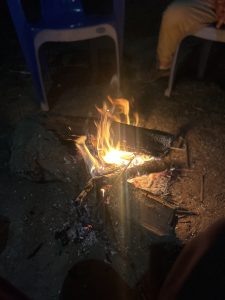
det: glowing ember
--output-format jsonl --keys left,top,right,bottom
{"left": 76, "top": 97, "right": 153, "bottom": 176}
{"left": 127, "top": 171, "right": 172, "bottom": 195}
{"left": 102, "top": 149, "right": 134, "bottom": 166}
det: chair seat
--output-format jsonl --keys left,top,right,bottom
{"left": 194, "top": 26, "right": 225, "bottom": 43}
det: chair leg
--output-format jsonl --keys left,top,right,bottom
{"left": 197, "top": 40, "right": 213, "bottom": 80}
{"left": 40, "top": 101, "right": 49, "bottom": 111}
{"left": 21, "top": 41, "right": 49, "bottom": 110}
{"left": 34, "top": 46, "right": 49, "bottom": 110}
{"left": 164, "top": 45, "right": 180, "bottom": 97}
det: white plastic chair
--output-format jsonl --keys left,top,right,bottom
{"left": 165, "top": 25, "right": 225, "bottom": 97}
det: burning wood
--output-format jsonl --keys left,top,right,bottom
{"left": 72, "top": 97, "right": 192, "bottom": 238}
{"left": 75, "top": 97, "right": 174, "bottom": 177}
{"left": 110, "top": 122, "right": 174, "bottom": 157}
{"left": 127, "top": 170, "right": 172, "bottom": 196}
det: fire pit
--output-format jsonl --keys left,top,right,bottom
{"left": 65, "top": 97, "right": 185, "bottom": 244}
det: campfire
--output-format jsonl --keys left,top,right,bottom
{"left": 75, "top": 97, "right": 155, "bottom": 177}
{"left": 74, "top": 95, "right": 174, "bottom": 186}
{"left": 72, "top": 97, "right": 180, "bottom": 237}
{"left": 51, "top": 96, "right": 196, "bottom": 258}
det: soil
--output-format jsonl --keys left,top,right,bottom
{"left": 0, "top": 1, "right": 225, "bottom": 299}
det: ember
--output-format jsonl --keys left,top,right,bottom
{"left": 127, "top": 170, "right": 172, "bottom": 196}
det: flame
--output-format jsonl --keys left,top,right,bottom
{"left": 76, "top": 97, "right": 152, "bottom": 176}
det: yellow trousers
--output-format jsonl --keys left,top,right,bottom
{"left": 157, "top": 0, "right": 216, "bottom": 68}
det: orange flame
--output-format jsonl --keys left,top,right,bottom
{"left": 76, "top": 97, "right": 152, "bottom": 176}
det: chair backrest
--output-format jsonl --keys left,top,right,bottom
{"left": 7, "top": 0, "right": 30, "bottom": 32}
{"left": 40, "top": 0, "right": 84, "bottom": 22}
{"left": 40, "top": 0, "right": 124, "bottom": 20}
{"left": 40, "top": 0, "right": 125, "bottom": 45}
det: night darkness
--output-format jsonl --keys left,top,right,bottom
{"left": 0, "top": 1, "right": 225, "bottom": 300}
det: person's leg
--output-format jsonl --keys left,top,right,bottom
{"left": 60, "top": 259, "right": 139, "bottom": 300}
{"left": 157, "top": 0, "right": 216, "bottom": 70}
{"left": 158, "top": 218, "right": 225, "bottom": 300}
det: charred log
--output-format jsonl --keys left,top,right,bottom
{"left": 110, "top": 122, "right": 175, "bottom": 157}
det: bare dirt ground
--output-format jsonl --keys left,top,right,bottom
{"left": 0, "top": 1, "right": 225, "bottom": 299}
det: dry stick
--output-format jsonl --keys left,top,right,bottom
{"left": 176, "top": 209, "right": 198, "bottom": 216}
{"left": 139, "top": 190, "right": 176, "bottom": 209}
{"left": 110, "top": 155, "right": 136, "bottom": 189}
{"left": 145, "top": 191, "right": 196, "bottom": 216}
{"left": 167, "top": 136, "right": 185, "bottom": 172}
{"left": 169, "top": 146, "right": 186, "bottom": 151}
{"left": 74, "top": 175, "right": 104, "bottom": 204}
{"left": 74, "top": 157, "right": 134, "bottom": 205}
{"left": 185, "top": 141, "right": 190, "bottom": 168}
{"left": 118, "top": 155, "right": 136, "bottom": 176}
{"left": 74, "top": 164, "right": 124, "bottom": 205}
{"left": 200, "top": 173, "right": 205, "bottom": 203}
{"left": 168, "top": 136, "right": 184, "bottom": 156}
{"left": 177, "top": 136, "right": 184, "bottom": 148}
{"left": 74, "top": 178, "right": 94, "bottom": 204}
{"left": 169, "top": 137, "right": 189, "bottom": 167}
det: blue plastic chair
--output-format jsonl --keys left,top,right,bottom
{"left": 7, "top": 0, "right": 125, "bottom": 110}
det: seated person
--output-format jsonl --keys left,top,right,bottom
{"left": 150, "top": 0, "right": 225, "bottom": 81}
